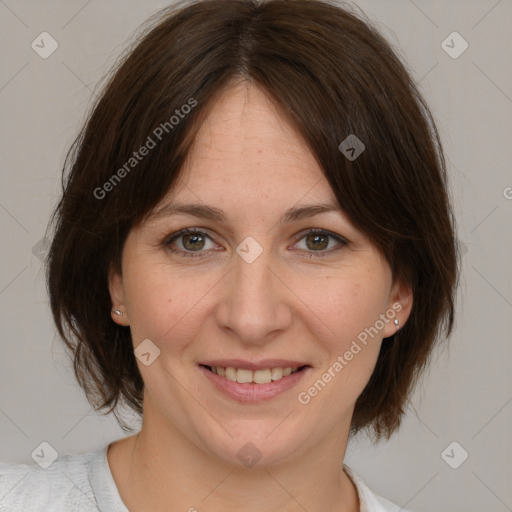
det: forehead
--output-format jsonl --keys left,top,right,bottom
{"left": 169, "top": 80, "right": 338, "bottom": 209}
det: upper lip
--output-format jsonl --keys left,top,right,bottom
{"left": 199, "top": 359, "right": 310, "bottom": 371}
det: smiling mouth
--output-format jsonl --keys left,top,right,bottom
{"left": 200, "top": 364, "right": 310, "bottom": 384}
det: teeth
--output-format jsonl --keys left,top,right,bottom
{"left": 270, "top": 368, "right": 283, "bottom": 380}
{"left": 210, "top": 366, "right": 300, "bottom": 384}
{"left": 225, "top": 367, "right": 237, "bottom": 381}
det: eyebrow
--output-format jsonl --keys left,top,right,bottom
{"left": 147, "top": 202, "right": 342, "bottom": 224}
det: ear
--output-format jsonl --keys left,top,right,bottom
{"left": 108, "top": 265, "right": 130, "bottom": 326}
{"left": 381, "top": 277, "right": 413, "bottom": 339}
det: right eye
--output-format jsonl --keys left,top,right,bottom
{"left": 164, "top": 228, "right": 220, "bottom": 257}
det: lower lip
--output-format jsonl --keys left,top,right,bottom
{"left": 198, "top": 365, "right": 311, "bottom": 402}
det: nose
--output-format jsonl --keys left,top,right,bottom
{"left": 215, "top": 243, "right": 293, "bottom": 346}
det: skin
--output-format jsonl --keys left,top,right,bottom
{"left": 107, "top": 79, "right": 413, "bottom": 512}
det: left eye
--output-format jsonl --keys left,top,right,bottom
{"left": 164, "top": 228, "right": 346, "bottom": 258}
{"left": 293, "top": 230, "right": 345, "bottom": 255}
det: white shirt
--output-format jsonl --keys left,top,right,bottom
{"left": 0, "top": 445, "right": 409, "bottom": 511}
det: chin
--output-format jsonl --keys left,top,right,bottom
{"left": 195, "top": 421, "right": 307, "bottom": 469}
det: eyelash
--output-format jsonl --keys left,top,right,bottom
{"left": 162, "top": 228, "right": 348, "bottom": 259}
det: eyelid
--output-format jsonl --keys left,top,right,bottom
{"left": 163, "top": 227, "right": 221, "bottom": 255}
{"left": 163, "top": 227, "right": 348, "bottom": 257}
{"left": 289, "top": 228, "right": 348, "bottom": 255}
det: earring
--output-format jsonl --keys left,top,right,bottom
{"left": 393, "top": 318, "right": 399, "bottom": 329}
{"left": 112, "top": 309, "right": 123, "bottom": 316}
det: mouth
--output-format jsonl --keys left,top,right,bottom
{"left": 197, "top": 362, "right": 312, "bottom": 402}
{"left": 199, "top": 364, "right": 310, "bottom": 384}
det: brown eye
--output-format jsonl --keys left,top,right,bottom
{"left": 164, "top": 227, "right": 347, "bottom": 259}
{"left": 305, "top": 233, "right": 329, "bottom": 251}
{"left": 164, "top": 228, "right": 217, "bottom": 257}
{"left": 182, "top": 232, "right": 206, "bottom": 251}
{"left": 293, "top": 229, "right": 347, "bottom": 257}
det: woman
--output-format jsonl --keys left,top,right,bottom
{"left": 0, "top": 0, "right": 458, "bottom": 510}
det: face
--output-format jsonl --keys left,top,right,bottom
{"left": 109, "top": 80, "right": 412, "bottom": 467}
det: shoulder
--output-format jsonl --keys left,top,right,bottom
{"left": 0, "top": 449, "right": 101, "bottom": 512}
{"left": 344, "top": 465, "right": 413, "bottom": 512}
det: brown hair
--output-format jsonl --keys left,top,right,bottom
{"left": 46, "top": 0, "right": 459, "bottom": 440}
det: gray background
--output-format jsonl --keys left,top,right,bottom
{"left": 1, "top": 1, "right": 511, "bottom": 511}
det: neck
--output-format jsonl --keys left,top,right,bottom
{"left": 108, "top": 406, "right": 360, "bottom": 512}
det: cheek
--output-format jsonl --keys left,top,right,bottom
{"left": 304, "top": 272, "right": 389, "bottom": 342}
{"left": 304, "top": 277, "right": 388, "bottom": 403}
{"left": 123, "top": 260, "right": 216, "bottom": 349}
